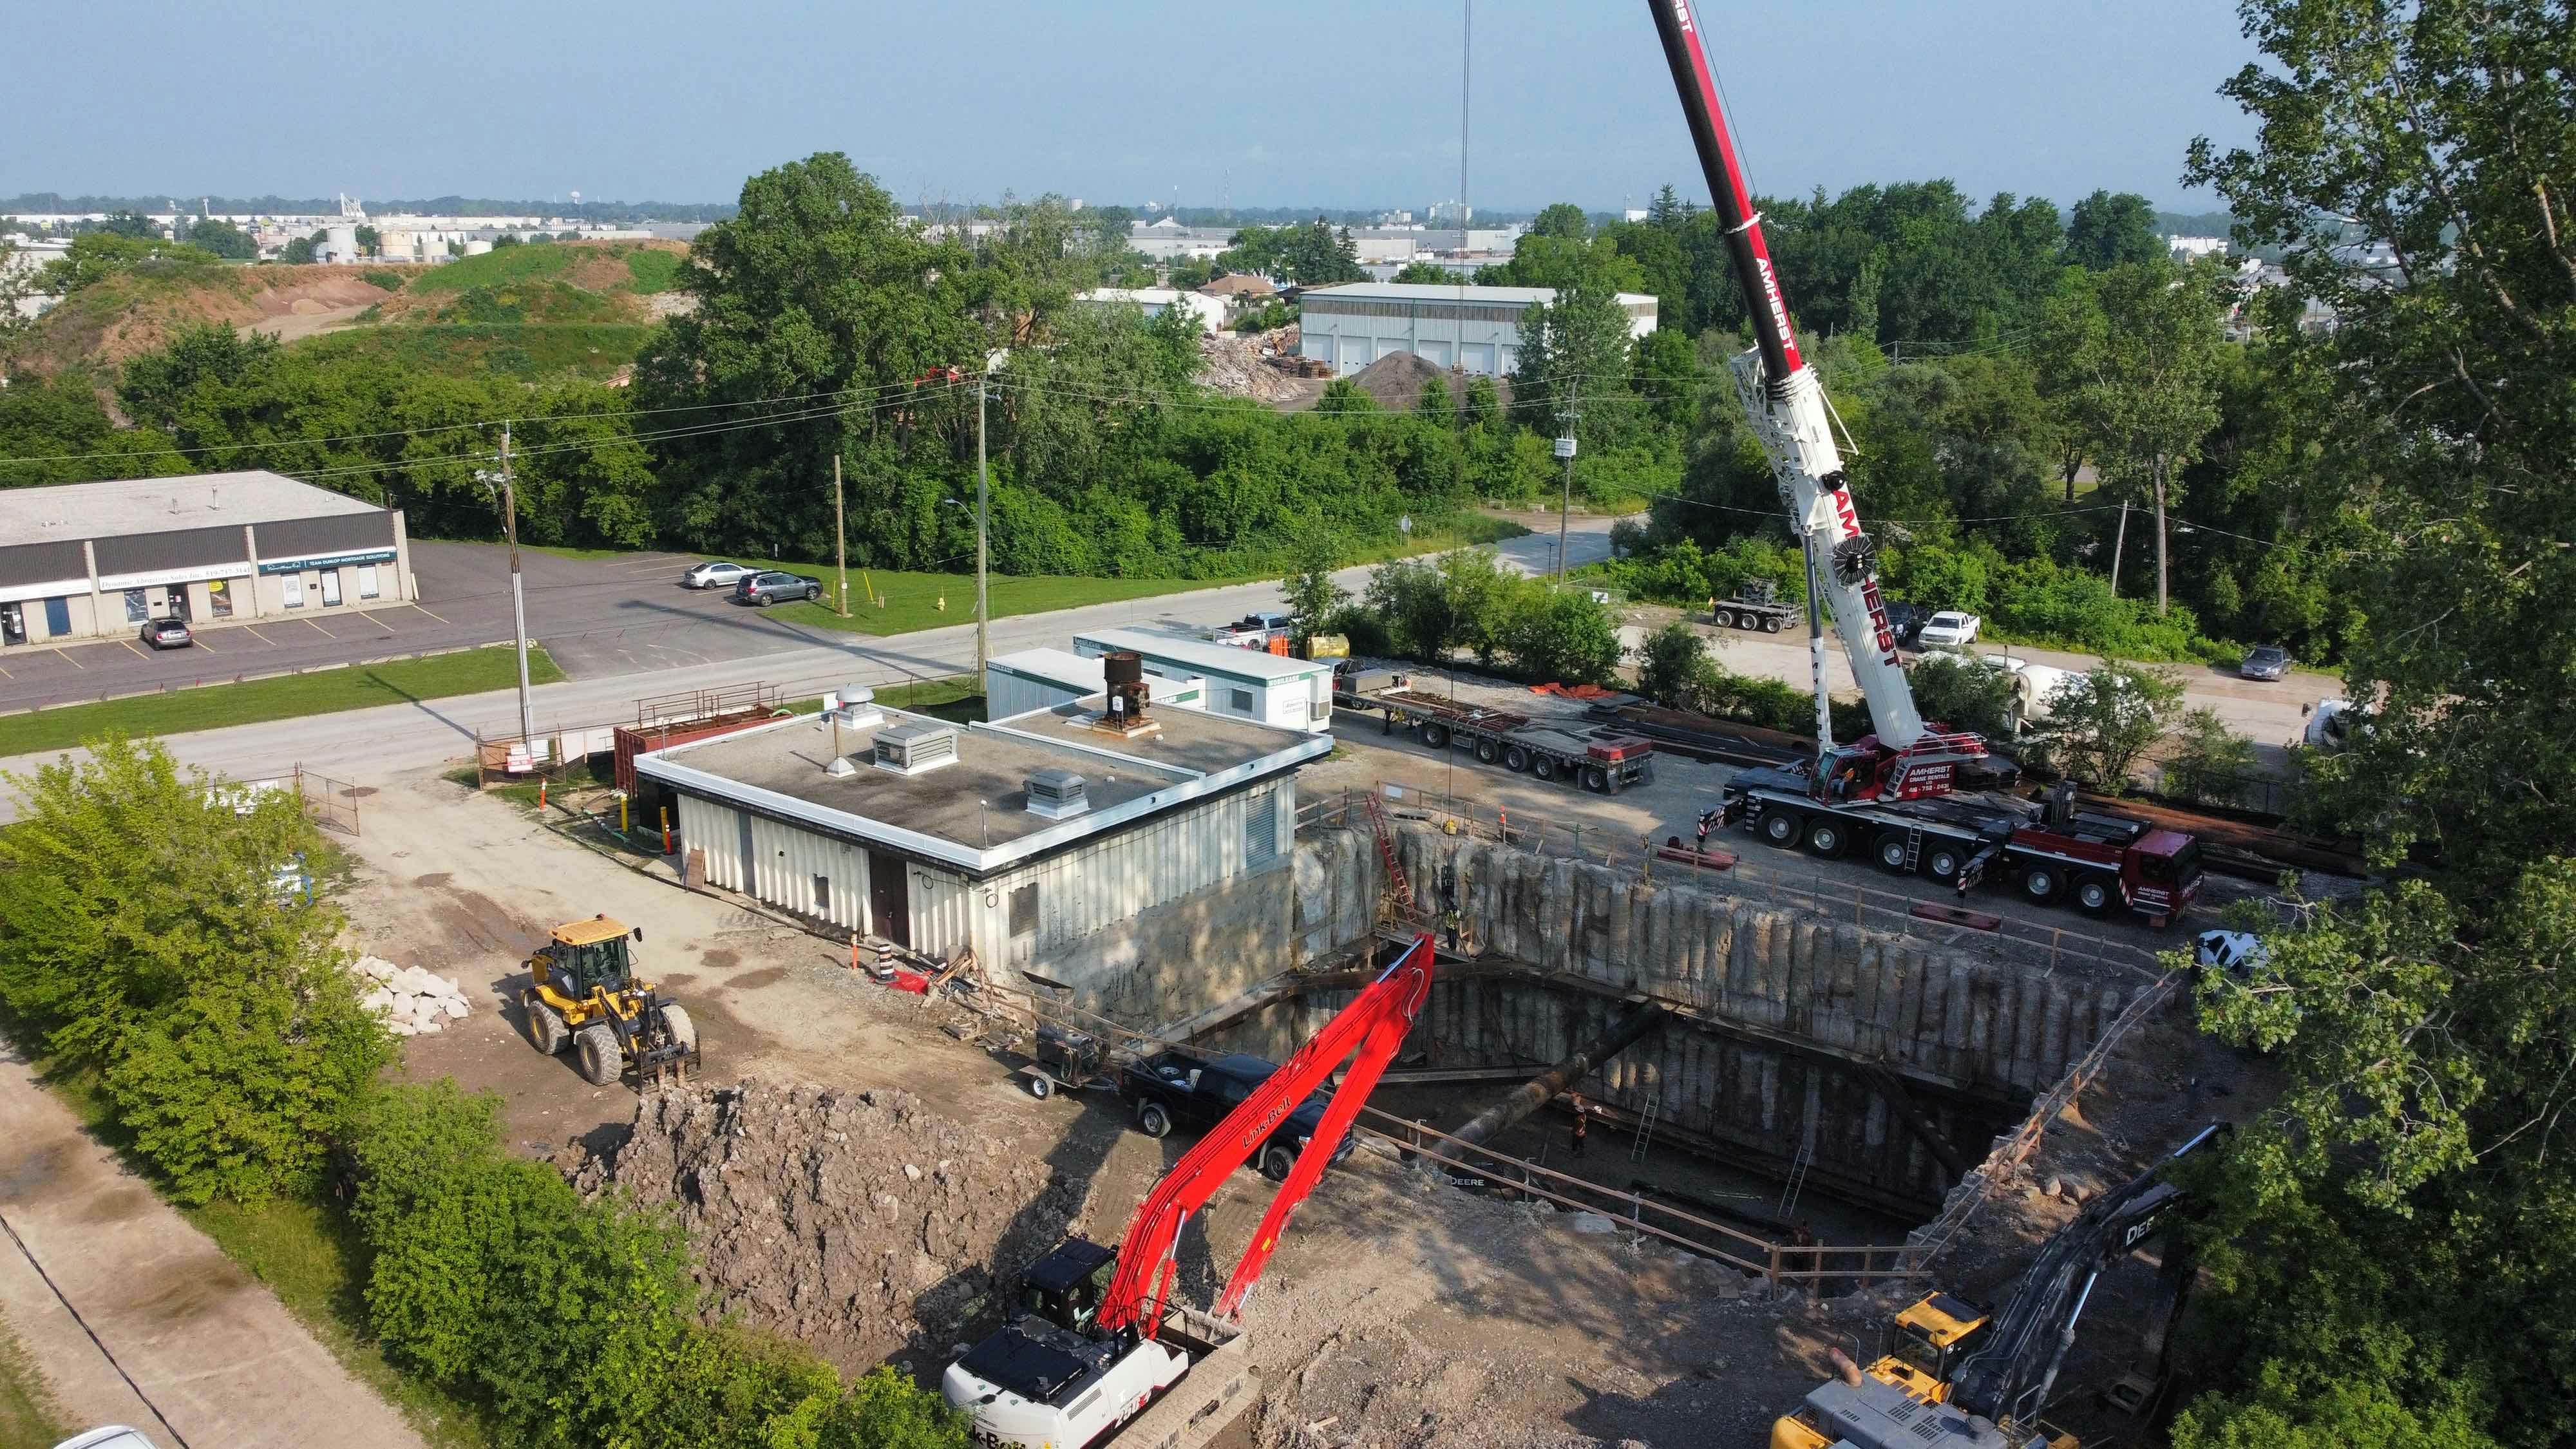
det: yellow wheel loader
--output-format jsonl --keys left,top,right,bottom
{"left": 519, "top": 915, "right": 700, "bottom": 1088}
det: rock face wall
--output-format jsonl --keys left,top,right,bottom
{"left": 1275, "top": 826, "right": 2144, "bottom": 1209}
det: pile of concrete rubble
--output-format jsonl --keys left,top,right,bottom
{"left": 572, "top": 1080, "right": 1088, "bottom": 1367}
{"left": 354, "top": 954, "right": 472, "bottom": 1036}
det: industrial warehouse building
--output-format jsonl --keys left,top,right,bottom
{"left": 983, "top": 647, "right": 1207, "bottom": 719}
{"left": 1069, "top": 627, "right": 1335, "bottom": 734}
{"left": 0, "top": 471, "right": 416, "bottom": 648}
{"left": 631, "top": 696, "right": 1327, "bottom": 1022}
{"left": 1295, "top": 282, "right": 1658, "bottom": 377}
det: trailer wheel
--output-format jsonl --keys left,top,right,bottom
{"left": 1027, "top": 1072, "right": 1053, "bottom": 1101}
{"left": 1920, "top": 845, "right": 1965, "bottom": 885}
{"left": 1711, "top": 609, "right": 1735, "bottom": 629}
{"left": 1761, "top": 614, "right": 1783, "bottom": 634}
{"left": 2074, "top": 875, "right": 2118, "bottom": 914}
{"left": 1805, "top": 819, "right": 1847, "bottom": 857}
{"left": 1872, "top": 833, "right": 1912, "bottom": 874}
{"left": 1532, "top": 756, "right": 1558, "bottom": 782}
{"left": 2020, "top": 865, "right": 2064, "bottom": 904}
{"left": 1583, "top": 764, "right": 1610, "bottom": 791}
{"left": 1475, "top": 738, "right": 1499, "bottom": 764}
{"left": 1422, "top": 723, "right": 1450, "bottom": 750}
{"left": 1504, "top": 745, "right": 1531, "bottom": 772}
{"left": 1761, "top": 810, "right": 1803, "bottom": 848}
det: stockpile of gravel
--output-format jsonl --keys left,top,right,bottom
{"left": 574, "top": 1081, "right": 1086, "bottom": 1365}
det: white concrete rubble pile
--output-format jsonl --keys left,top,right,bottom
{"left": 353, "top": 954, "right": 472, "bottom": 1036}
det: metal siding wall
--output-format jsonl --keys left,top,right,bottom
{"left": 682, "top": 796, "right": 747, "bottom": 891}
{"left": 911, "top": 867, "right": 974, "bottom": 959}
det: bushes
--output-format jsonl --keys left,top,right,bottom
{"left": 0, "top": 737, "right": 388, "bottom": 1204}
{"left": 2164, "top": 707, "right": 2259, "bottom": 807}
{"left": 1633, "top": 622, "right": 1868, "bottom": 737}
{"left": 1356, "top": 551, "right": 1626, "bottom": 685}
{"left": 2027, "top": 662, "right": 2187, "bottom": 789}
{"left": 345, "top": 1080, "right": 967, "bottom": 1449}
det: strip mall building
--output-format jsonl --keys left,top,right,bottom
{"left": 0, "top": 471, "right": 417, "bottom": 647}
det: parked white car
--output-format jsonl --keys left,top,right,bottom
{"left": 2195, "top": 929, "right": 2270, "bottom": 980}
{"left": 55, "top": 1428, "right": 161, "bottom": 1449}
{"left": 681, "top": 560, "right": 757, "bottom": 590}
{"left": 1915, "top": 611, "right": 1984, "bottom": 649}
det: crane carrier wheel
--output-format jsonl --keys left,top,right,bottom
{"left": 1760, "top": 810, "right": 1803, "bottom": 847}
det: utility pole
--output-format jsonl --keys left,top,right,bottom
{"left": 1554, "top": 379, "right": 1578, "bottom": 582}
{"left": 833, "top": 455, "right": 849, "bottom": 617}
{"left": 2152, "top": 460, "right": 2170, "bottom": 615}
{"left": 495, "top": 422, "right": 535, "bottom": 747}
{"left": 976, "top": 355, "right": 995, "bottom": 680}
{"left": 2109, "top": 500, "right": 2130, "bottom": 596}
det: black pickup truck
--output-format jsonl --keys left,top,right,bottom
{"left": 1119, "top": 1049, "right": 1356, "bottom": 1182}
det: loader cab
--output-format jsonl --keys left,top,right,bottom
{"left": 1880, "top": 1292, "right": 1991, "bottom": 1396}
{"left": 538, "top": 916, "right": 645, "bottom": 996}
{"left": 1020, "top": 1238, "right": 1119, "bottom": 1334}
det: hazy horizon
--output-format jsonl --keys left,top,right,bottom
{"left": 10, "top": 1, "right": 2263, "bottom": 214}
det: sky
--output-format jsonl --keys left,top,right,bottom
{"left": 8, "top": 0, "right": 2264, "bottom": 214}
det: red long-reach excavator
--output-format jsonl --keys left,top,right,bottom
{"left": 942, "top": 933, "right": 1437, "bottom": 1448}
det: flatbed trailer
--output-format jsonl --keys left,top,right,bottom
{"left": 1716, "top": 765, "right": 2205, "bottom": 928}
{"left": 1334, "top": 679, "right": 1657, "bottom": 793}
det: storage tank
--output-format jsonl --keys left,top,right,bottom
{"left": 323, "top": 223, "right": 360, "bottom": 262}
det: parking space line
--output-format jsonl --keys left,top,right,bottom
{"left": 368, "top": 611, "right": 398, "bottom": 632}
{"left": 0, "top": 661, "right": 13, "bottom": 679}
{"left": 410, "top": 605, "right": 450, "bottom": 624}
{"left": 244, "top": 625, "right": 278, "bottom": 645}
{"left": 118, "top": 639, "right": 147, "bottom": 659}
{"left": 190, "top": 634, "right": 216, "bottom": 652}
{"left": 305, "top": 618, "right": 337, "bottom": 638}
{"left": 51, "top": 647, "right": 82, "bottom": 670}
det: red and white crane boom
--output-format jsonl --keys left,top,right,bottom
{"left": 1645, "top": 0, "right": 1928, "bottom": 753}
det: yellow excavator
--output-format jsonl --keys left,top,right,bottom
{"left": 518, "top": 915, "right": 700, "bottom": 1088}
{"left": 1769, "top": 1126, "right": 2223, "bottom": 1449}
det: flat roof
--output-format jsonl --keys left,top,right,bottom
{"left": 1072, "top": 627, "right": 1332, "bottom": 685}
{"left": 988, "top": 648, "right": 1107, "bottom": 687}
{"left": 0, "top": 471, "right": 382, "bottom": 548}
{"left": 1300, "top": 282, "right": 1656, "bottom": 308}
{"left": 634, "top": 697, "right": 1326, "bottom": 876}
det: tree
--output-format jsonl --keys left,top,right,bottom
{"left": 36, "top": 232, "right": 216, "bottom": 294}
{"left": 281, "top": 234, "right": 316, "bottom": 263}
{"left": 1636, "top": 621, "right": 1709, "bottom": 708}
{"left": 2065, "top": 189, "right": 2164, "bottom": 269}
{"left": 1388, "top": 260, "right": 1455, "bottom": 285}
{"left": 1904, "top": 652, "right": 2020, "bottom": 742}
{"left": 1512, "top": 267, "right": 1641, "bottom": 450}
{"left": 98, "top": 209, "right": 160, "bottom": 240}
{"left": 354, "top": 224, "right": 380, "bottom": 256}
{"left": 2163, "top": 706, "right": 2255, "bottom": 806}
{"left": 2038, "top": 260, "right": 2230, "bottom": 612}
{"left": 489, "top": 232, "right": 522, "bottom": 249}
{"left": 186, "top": 218, "right": 257, "bottom": 260}
{"left": 2026, "top": 661, "right": 2183, "bottom": 788}
{"left": 1363, "top": 558, "right": 1456, "bottom": 661}
{"left": 0, "top": 738, "right": 388, "bottom": 1204}
{"left": 1499, "top": 587, "right": 1623, "bottom": 685}
{"left": 1526, "top": 202, "right": 1591, "bottom": 241}
{"left": 1278, "top": 535, "right": 1348, "bottom": 643}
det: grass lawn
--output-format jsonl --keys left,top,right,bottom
{"left": 0, "top": 1312, "right": 66, "bottom": 1449}
{"left": 0, "top": 645, "right": 565, "bottom": 758}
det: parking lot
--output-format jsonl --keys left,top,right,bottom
{"left": 0, "top": 542, "right": 844, "bottom": 711}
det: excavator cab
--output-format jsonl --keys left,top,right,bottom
{"left": 1019, "top": 1238, "right": 1119, "bottom": 1333}
{"left": 1880, "top": 1292, "right": 1992, "bottom": 1395}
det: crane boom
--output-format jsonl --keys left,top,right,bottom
{"left": 1099, "top": 932, "right": 1437, "bottom": 1334}
{"left": 1645, "top": 0, "right": 1927, "bottom": 750}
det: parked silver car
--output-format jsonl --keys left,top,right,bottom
{"left": 731, "top": 570, "right": 823, "bottom": 607}
{"left": 2239, "top": 644, "right": 2290, "bottom": 681}
{"left": 681, "top": 560, "right": 757, "bottom": 590}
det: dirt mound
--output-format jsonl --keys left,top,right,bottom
{"left": 573, "top": 1080, "right": 1085, "bottom": 1367}
{"left": 1342, "top": 352, "right": 1507, "bottom": 415}
{"left": 17, "top": 265, "right": 395, "bottom": 375}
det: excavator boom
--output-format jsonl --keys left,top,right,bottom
{"left": 1099, "top": 933, "right": 1437, "bottom": 1335}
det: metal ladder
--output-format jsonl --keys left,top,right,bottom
{"left": 1902, "top": 824, "right": 1925, "bottom": 873}
{"left": 1362, "top": 790, "right": 1416, "bottom": 909}
{"left": 1777, "top": 1117, "right": 1819, "bottom": 1222}
{"left": 1629, "top": 1093, "right": 1661, "bottom": 1164}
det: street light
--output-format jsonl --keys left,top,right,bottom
{"left": 473, "top": 423, "right": 536, "bottom": 749}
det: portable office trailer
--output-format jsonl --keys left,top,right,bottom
{"left": 1070, "top": 627, "right": 1334, "bottom": 734}
{"left": 985, "top": 647, "right": 1206, "bottom": 720}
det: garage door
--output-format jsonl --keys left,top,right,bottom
{"left": 1339, "top": 336, "right": 1372, "bottom": 370}
{"left": 1415, "top": 339, "right": 1452, "bottom": 368}
{"left": 1461, "top": 342, "right": 1497, "bottom": 374}
{"left": 1376, "top": 338, "right": 1414, "bottom": 363}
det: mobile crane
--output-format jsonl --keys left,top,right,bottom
{"left": 1645, "top": 0, "right": 2204, "bottom": 929}
{"left": 1769, "top": 1124, "right": 2227, "bottom": 1449}
{"left": 942, "top": 934, "right": 1437, "bottom": 1448}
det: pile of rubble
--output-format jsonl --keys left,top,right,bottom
{"left": 354, "top": 954, "right": 472, "bottom": 1036}
{"left": 571, "top": 1080, "right": 1088, "bottom": 1367}
{"left": 1198, "top": 327, "right": 1320, "bottom": 404}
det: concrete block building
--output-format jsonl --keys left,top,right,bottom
{"left": 1295, "top": 281, "right": 1658, "bottom": 377}
{"left": 632, "top": 696, "right": 1327, "bottom": 1024}
{"left": 0, "top": 471, "right": 417, "bottom": 649}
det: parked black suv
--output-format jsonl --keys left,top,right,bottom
{"left": 1881, "top": 598, "right": 1928, "bottom": 649}
{"left": 1118, "top": 1049, "right": 1354, "bottom": 1181}
{"left": 731, "top": 570, "right": 823, "bottom": 606}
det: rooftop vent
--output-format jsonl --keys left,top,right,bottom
{"left": 829, "top": 684, "right": 883, "bottom": 729}
{"left": 872, "top": 719, "right": 960, "bottom": 777}
{"left": 1025, "top": 768, "right": 1088, "bottom": 820}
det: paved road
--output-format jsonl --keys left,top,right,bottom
{"left": 0, "top": 516, "right": 1619, "bottom": 805}
{"left": 0, "top": 517, "right": 1617, "bottom": 713}
{"left": 0, "top": 1048, "right": 427, "bottom": 1449}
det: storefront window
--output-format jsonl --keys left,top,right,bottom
{"left": 355, "top": 565, "right": 379, "bottom": 600}
{"left": 208, "top": 578, "right": 234, "bottom": 618}
{"left": 283, "top": 574, "right": 305, "bottom": 608}
{"left": 122, "top": 588, "right": 148, "bottom": 623}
